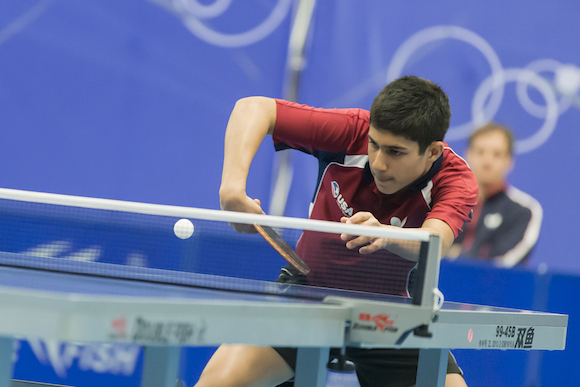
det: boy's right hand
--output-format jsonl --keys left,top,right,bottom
{"left": 220, "top": 192, "right": 265, "bottom": 233}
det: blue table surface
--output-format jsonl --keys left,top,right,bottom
{"left": 0, "top": 251, "right": 542, "bottom": 315}
{"left": 0, "top": 265, "right": 308, "bottom": 303}
{"left": 0, "top": 251, "right": 412, "bottom": 307}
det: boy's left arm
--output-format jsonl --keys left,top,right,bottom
{"left": 420, "top": 218, "right": 456, "bottom": 257}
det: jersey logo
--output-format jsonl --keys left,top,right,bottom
{"left": 331, "top": 181, "right": 354, "bottom": 217}
{"left": 331, "top": 181, "right": 340, "bottom": 198}
{"left": 390, "top": 216, "right": 408, "bottom": 227}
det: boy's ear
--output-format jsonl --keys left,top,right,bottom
{"left": 427, "top": 141, "right": 444, "bottom": 161}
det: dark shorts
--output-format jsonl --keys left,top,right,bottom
{"left": 273, "top": 347, "right": 463, "bottom": 387}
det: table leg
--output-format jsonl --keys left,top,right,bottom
{"left": 0, "top": 336, "right": 14, "bottom": 387}
{"left": 294, "top": 347, "right": 329, "bottom": 387}
{"left": 141, "top": 346, "right": 181, "bottom": 387}
{"left": 415, "top": 348, "right": 448, "bottom": 387}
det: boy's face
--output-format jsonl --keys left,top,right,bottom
{"left": 367, "top": 125, "right": 439, "bottom": 195}
{"left": 466, "top": 130, "right": 512, "bottom": 187}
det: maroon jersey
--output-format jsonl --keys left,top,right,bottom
{"left": 273, "top": 99, "right": 477, "bottom": 295}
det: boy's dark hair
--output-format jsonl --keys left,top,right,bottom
{"left": 468, "top": 122, "right": 515, "bottom": 156}
{"left": 370, "top": 76, "right": 451, "bottom": 154}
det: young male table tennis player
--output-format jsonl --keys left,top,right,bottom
{"left": 197, "top": 76, "right": 478, "bottom": 387}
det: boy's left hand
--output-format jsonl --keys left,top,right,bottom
{"left": 340, "top": 212, "right": 391, "bottom": 254}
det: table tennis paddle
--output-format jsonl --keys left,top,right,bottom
{"left": 254, "top": 224, "right": 310, "bottom": 275}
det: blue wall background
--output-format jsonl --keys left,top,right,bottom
{"left": 1, "top": 0, "right": 579, "bottom": 273}
{"left": 1, "top": 0, "right": 579, "bottom": 385}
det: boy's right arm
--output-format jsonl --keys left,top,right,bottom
{"left": 219, "top": 97, "right": 277, "bottom": 232}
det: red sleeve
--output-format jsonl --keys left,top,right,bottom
{"left": 273, "top": 99, "right": 370, "bottom": 155}
{"left": 426, "top": 146, "right": 479, "bottom": 237}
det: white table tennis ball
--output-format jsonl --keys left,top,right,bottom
{"left": 174, "top": 219, "right": 194, "bottom": 239}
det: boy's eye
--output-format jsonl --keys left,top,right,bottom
{"left": 387, "top": 148, "right": 406, "bottom": 156}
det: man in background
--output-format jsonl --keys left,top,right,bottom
{"left": 447, "top": 123, "right": 542, "bottom": 267}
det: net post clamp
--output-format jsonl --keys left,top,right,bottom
{"left": 323, "top": 296, "right": 437, "bottom": 347}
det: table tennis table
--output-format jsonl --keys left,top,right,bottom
{"left": 0, "top": 189, "right": 569, "bottom": 386}
{"left": 0, "top": 251, "right": 568, "bottom": 387}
